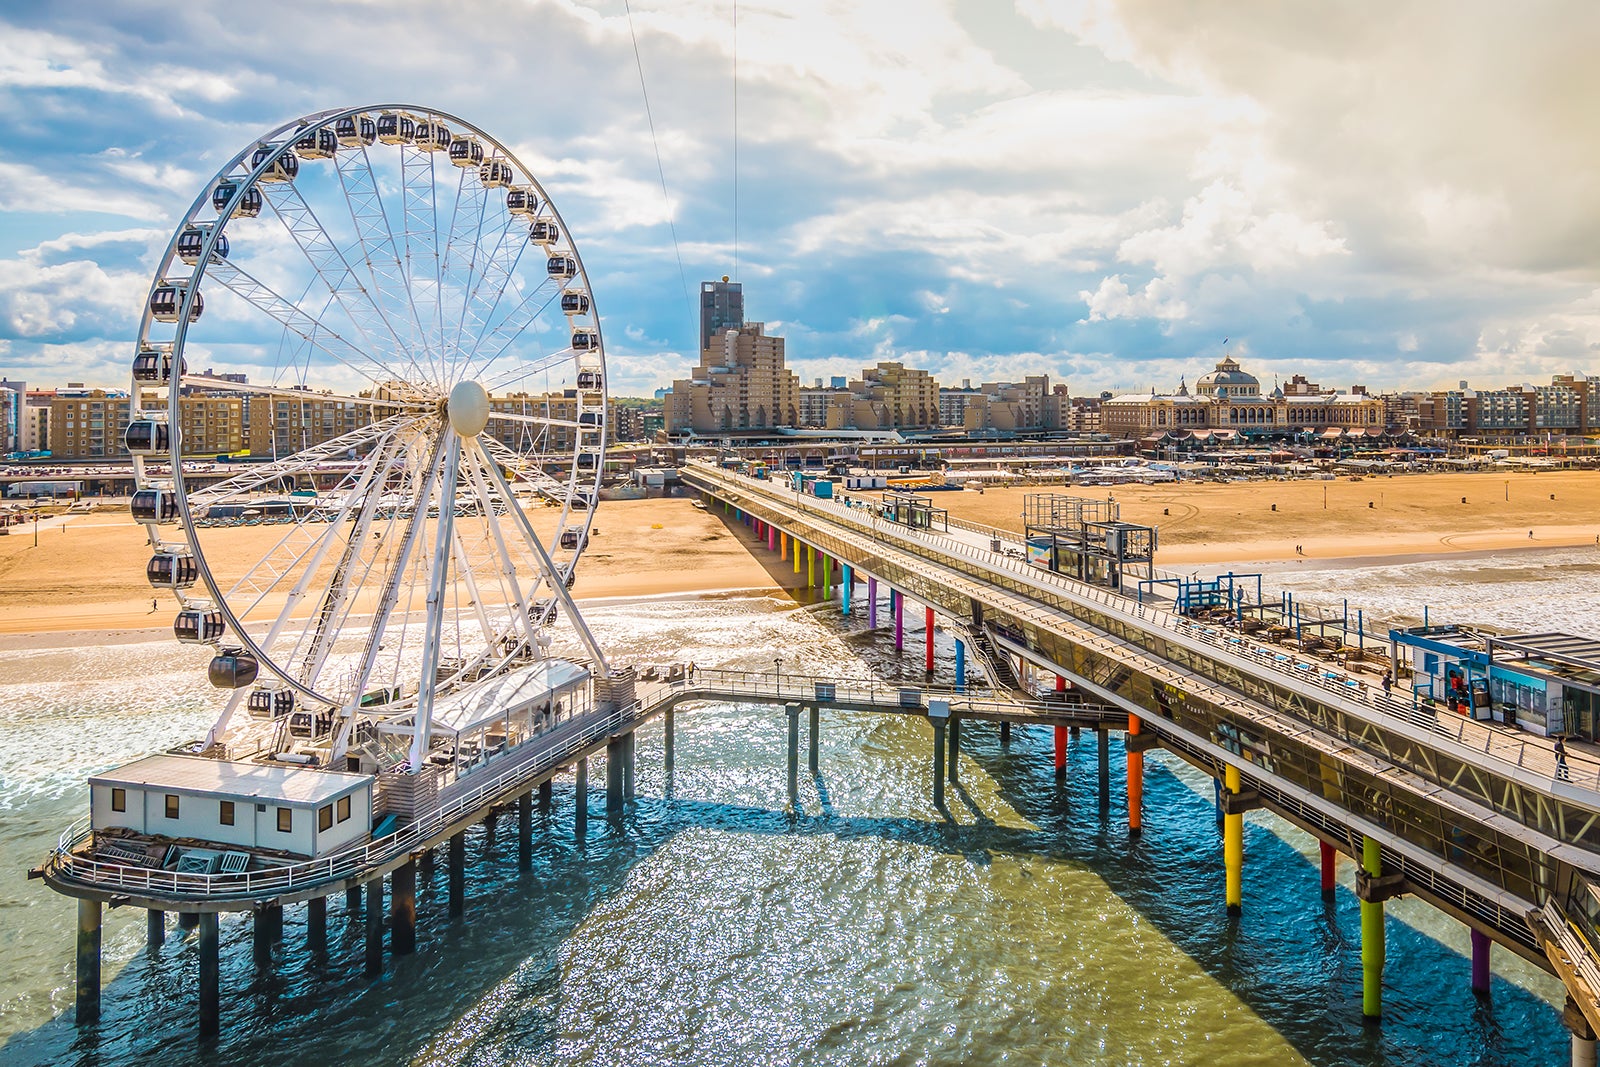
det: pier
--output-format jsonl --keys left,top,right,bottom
{"left": 683, "top": 460, "right": 1600, "bottom": 1060}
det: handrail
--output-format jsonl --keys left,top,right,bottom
{"left": 688, "top": 463, "right": 1600, "bottom": 793}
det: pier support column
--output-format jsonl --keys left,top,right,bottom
{"left": 1097, "top": 727, "right": 1110, "bottom": 810}
{"left": 1056, "top": 674, "right": 1067, "bottom": 695}
{"left": 808, "top": 705, "right": 820, "bottom": 774}
{"left": 605, "top": 738, "right": 624, "bottom": 816}
{"left": 147, "top": 908, "right": 165, "bottom": 948}
{"left": 623, "top": 731, "right": 636, "bottom": 801}
{"left": 1566, "top": 997, "right": 1597, "bottom": 1067}
{"left": 518, "top": 790, "right": 533, "bottom": 872}
{"left": 769, "top": 525, "right": 777, "bottom": 552}
{"left": 345, "top": 886, "right": 362, "bottom": 915}
{"left": 392, "top": 861, "right": 416, "bottom": 956}
{"left": 575, "top": 756, "right": 589, "bottom": 838}
{"left": 893, "top": 591, "right": 904, "bottom": 651}
{"left": 1224, "top": 765, "right": 1244, "bottom": 917}
{"left": 780, "top": 531, "right": 788, "bottom": 561}
{"left": 419, "top": 846, "right": 434, "bottom": 883}
{"left": 868, "top": 577, "right": 878, "bottom": 628}
{"left": 1054, "top": 726, "right": 1067, "bottom": 778}
{"left": 448, "top": 831, "right": 466, "bottom": 917}
{"left": 841, "top": 565, "right": 852, "bottom": 615}
{"left": 942, "top": 713, "right": 959, "bottom": 783}
{"left": 1127, "top": 713, "right": 1143, "bottom": 837}
{"left": 924, "top": 607, "right": 936, "bottom": 673}
{"left": 793, "top": 540, "right": 802, "bottom": 575}
{"left": 1471, "top": 928, "right": 1491, "bottom": 996}
{"left": 197, "top": 913, "right": 219, "bottom": 1037}
{"left": 178, "top": 911, "right": 200, "bottom": 930}
{"left": 808, "top": 544, "right": 816, "bottom": 588}
{"left": 306, "top": 896, "right": 326, "bottom": 954}
{"left": 932, "top": 715, "right": 947, "bottom": 809}
{"left": 787, "top": 703, "right": 800, "bottom": 805}
{"left": 253, "top": 905, "right": 274, "bottom": 968}
{"left": 1000, "top": 721, "right": 1011, "bottom": 746}
{"left": 75, "top": 899, "right": 101, "bottom": 1025}
{"left": 540, "top": 778, "right": 553, "bottom": 814}
{"left": 664, "top": 708, "right": 675, "bottom": 781}
{"left": 1360, "top": 835, "right": 1384, "bottom": 1021}
{"left": 823, "top": 554, "right": 832, "bottom": 596}
{"left": 955, "top": 639, "right": 965, "bottom": 692}
{"left": 364, "top": 879, "right": 383, "bottom": 977}
{"left": 1320, "top": 841, "right": 1335, "bottom": 897}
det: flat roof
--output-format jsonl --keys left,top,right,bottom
{"left": 1493, "top": 633, "right": 1600, "bottom": 676}
{"left": 89, "top": 754, "right": 371, "bottom": 806}
{"left": 431, "top": 659, "right": 591, "bottom": 737}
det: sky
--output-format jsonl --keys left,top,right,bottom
{"left": 1, "top": 0, "right": 1598, "bottom": 399}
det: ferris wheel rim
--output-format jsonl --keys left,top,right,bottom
{"left": 131, "top": 104, "right": 609, "bottom": 721}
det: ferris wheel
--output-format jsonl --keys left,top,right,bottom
{"left": 128, "top": 105, "right": 610, "bottom": 770}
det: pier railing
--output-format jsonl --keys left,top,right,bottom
{"left": 692, "top": 464, "right": 1600, "bottom": 792}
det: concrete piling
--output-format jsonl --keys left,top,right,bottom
{"left": 575, "top": 756, "right": 589, "bottom": 838}
{"left": 1097, "top": 727, "right": 1110, "bottom": 810}
{"left": 787, "top": 703, "right": 800, "bottom": 805}
{"left": 948, "top": 715, "right": 961, "bottom": 783}
{"left": 664, "top": 708, "right": 675, "bottom": 782}
{"left": 539, "top": 778, "right": 553, "bottom": 814}
{"left": 924, "top": 607, "right": 935, "bottom": 673}
{"left": 1127, "top": 713, "right": 1143, "bottom": 837}
{"left": 868, "top": 577, "right": 878, "bottom": 627}
{"left": 518, "top": 791, "right": 533, "bottom": 871}
{"left": 1320, "top": 840, "right": 1335, "bottom": 897}
{"left": 364, "top": 879, "right": 383, "bottom": 977}
{"left": 75, "top": 898, "right": 101, "bottom": 1025}
{"left": 932, "top": 716, "right": 947, "bottom": 809}
{"left": 606, "top": 738, "right": 624, "bottom": 816}
{"left": 1361, "top": 835, "right": 1384, "bottom": 1021}
{"left": 1471, "top": 928, "right": 1491, "bottom": 995}
{"left": 306, "top": 896, "right": 326, "bottom": 953}
{"left": 1224, "top": 765, "right": 1244, "bottom": 917}
{"left": 147, "top": 908, "right": 165, "bottom": 948}
{"left": 448, "top": 832, "right": 466, "bottom": 917}
{"left": 197, "top": 912, "right": 219, "bottom": 1037}
{"left": 392, "top": 861, "right": 416, "bottom": 956}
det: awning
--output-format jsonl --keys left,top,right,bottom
{"left": 430, "top": 660, "right": 591, "bottom": 738}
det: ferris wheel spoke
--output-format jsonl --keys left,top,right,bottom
{"left": 481, "top": 455, "right": 608, "bottom": 671}
{"left": 258, "top": 181, "right": 420, "bottom": 381}
{"left": 462, "top": 274, "right": 562, "bottom": 371}
{"left": 462, "top": 440, "right": 540, "bottom": 651}
{"left": 487, "top": 409, "right": 582, "bottom": 430}
{"left": 399, "top": 144, "right": 447, "bottom": 386}
{"left": 438, "top": 164, "right": 488, "bottom": 366}
{"left": 187, "top": 415, "right": 405, "bottom": 509}
{"left": 347, "top": 426, "right": 447, "bottom": 729}
{"left": 447, "top": 199, "right": 522, "bottom": 385}
{"left": 408, "top": 430, "right": 461, "bottom": 768}
{"left": 201, "top": 257, "right": 401, "bottom": 391}
{"left": 178, "top": 376, "right": 405, "bottom": 412}
{"left": 334, "top": 145, "right": 437, "bottom": 380}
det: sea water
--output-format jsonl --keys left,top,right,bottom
{"left": 0, "top": 564, "right": 1587, "bottom": 1066}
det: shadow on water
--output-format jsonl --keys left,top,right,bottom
{"left": 1, "top": 714, "right": 1568, "bottom": 1067}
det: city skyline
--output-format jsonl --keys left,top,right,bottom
{"left": 1, "top": 3, "right": 1597, "bottom": 398}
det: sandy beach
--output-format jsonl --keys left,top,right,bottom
{"left": 2, "top": 469, "right": 1597, "bottom": 641}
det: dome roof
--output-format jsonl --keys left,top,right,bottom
{"left": 1196, "top": 356, "right": 1259, "bottom": 388}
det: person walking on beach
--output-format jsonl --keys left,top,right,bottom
{"left": 1555, "top": 735, "right": 1570, "bottom": 780}
{"left": 150, "top": 597, "right": 158, "bottom": 614}
{"left": 1529, "top": 530, "right": 1534, "bottom": 539}
{"left": 1381, "top": 671, "right": 1392, "bottom": 698}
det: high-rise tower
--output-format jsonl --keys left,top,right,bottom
{"left": 699, "top": 278, "right": 744, "bottom": 352}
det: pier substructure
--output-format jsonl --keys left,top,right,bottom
{"left": 893, "top": 590, "right": 903, "bottom": 650}
{"left": 868, "top": 577, "right": 878, "bottom": 627}
{"left": 539, "top": 778, "right": 553, "bottom": 814}
{"left": 931, "top": 710, "right": 948, "bottom": 809}
{"left": 575, "top": 757, "right": 589, "bottom": 838}
{"left": 623, "top": 731, "right": 635, "bottom": 801}
{"left": 364, "top": 879, "right": 383, "bottom": 977}
{"left": 1566, "top": 997, "right": 1597, "bottom": 1067}
{"left": 605, "top": 738, "right": 624, "bottom": 816}
{"left": 147, "top": 908, "right": 164, "bottom": 948}
{"left": 823, "top": 554, "right": 832, "bottom": 596}
{"left": 841, "top": 565, "right": 852, "bottom": 614}
{"left": 1096, "top": 726, "right": 1110, "bottom": 810}
{"left": 392, "top": 861, "right": 417, "bottom": 956}
{"left": 76, "top": 899, "right": 100, "bottom": 1025}
{"left": 1000, "top": 721, "right": 1011, "bottom": 745}
{"left": 252, "top": 904, "right": 275, "bottom": 968}
{"left": 1126, "top": 714, "right": 1144, "bottom": 837}
{"left": 1223, "top": 765, "right": 1244, "bottom": 917}
{"left": 664, "top": 709, "right": 675, "bottom": 781}
{"left": 1053, "top": 726, "right": 1067, "bottom": 777}
{"left": 924, "top": 607, "right": 936, "bottom": 673}
{"left": 948, "top": 715, "right": 961, "bottom": 784}
{"left": 955, "top": 639, "right": 965, "bottom": 692}
{"left": 1360, "top": 835, "right": 1385, "bottom": 1021}
{"left": 793, "top": 539, "right": 801, "bottom": 576}
{"left": 808, "top": 705, "right": 820, "bottom": 774}
{"left": 178, "top": 910, "right": 200, "bottom": 930}
{"left": 1471, "top": 928, "right": 1491, "bottom": 995}
{"left": 786, "top": 703, "right": 800, "bottom": 805}
{"left": 346, "top": 886, "right": 362, "bottom": 915}
{"left": 1319, "top": 841, "right": 1335, "bottom": 897}
{"left": 518, "top": 791, "right": 533, "bottom": 871}
{"left": 197, "top": 913, "right": 219, "bottom": 1037}
{"left": 448, "top": 831, "right": 466, "bottom": 917}
{"left": 306, "top": 896, "right": 326, "bottom": 953}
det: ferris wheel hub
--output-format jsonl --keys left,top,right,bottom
{"left": 447, "top": 379, "right": 491, "bottom": 438}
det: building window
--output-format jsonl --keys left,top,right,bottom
{"left": 337, "top": 795, "right": 351, "bottom": 823}
{"left": 277, "top": 807, "right": 293, "bottom": 833}
{"left": 220, "top": 800, "right": 235, "bottom": 826}
{"left": 165, "top": 794, "right": 180, "bottom": 819}
{"left": 111, "top": 788, "right": 126, "bottom": 813}
{"left": 318, "top": 805, "right": 333, "bottom": 832}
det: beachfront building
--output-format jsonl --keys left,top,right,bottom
{"left": 1102, "top": 356, "right": 1384, "bottom": 440}
{"left": 940, "top": 375, "right": 1072, "bottom": 434}
{"left": 1416, "top": 376, "right": 1600, "bottom": 440}
{"left": 664, "top": 321, "right": 801, "bottom": 434}
{"left": 802, "top": 362, "right": 942, "bottom": 431}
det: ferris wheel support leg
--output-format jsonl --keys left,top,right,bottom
{"left": 409, "top": 432, "right": 461, "bottom": 771}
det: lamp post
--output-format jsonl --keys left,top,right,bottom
{"left": 774, "top": 656, "right": 783, "bottom": 690}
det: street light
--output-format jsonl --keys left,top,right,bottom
{"left": 774, "top": 656, "right": 783, "bottom": 689}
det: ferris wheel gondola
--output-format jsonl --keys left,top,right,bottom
{"left": 129, "top": 105, "right": 610, "bottom": 775}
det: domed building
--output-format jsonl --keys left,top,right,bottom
{"left": 1195, "top": 356, "right": 1260, "bottom": 400}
